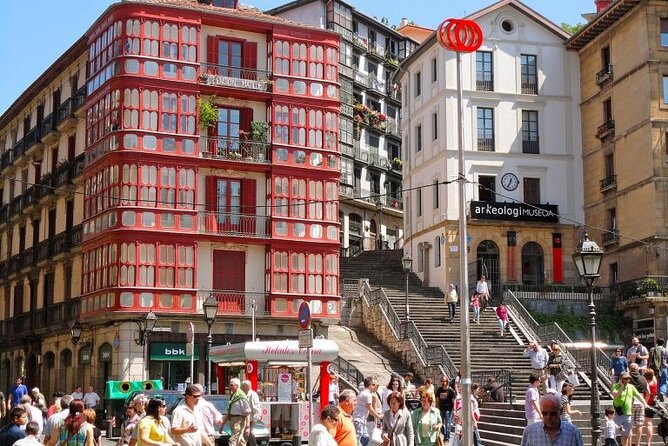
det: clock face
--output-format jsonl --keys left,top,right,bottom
{"left": 501, "top": 173, "right": 519, "bottom": 191}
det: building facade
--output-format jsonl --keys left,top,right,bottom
{"left": 0, "top": 0, "right": 340, "bottom": 396}
{"left": 268, "top": 0, "right": 419, "bottom": 256}
{"left": 398, "top": 0, "right": 584, "bottom": 295}
{"left": 567, "top": 0, "right": 668, "bottom": 341}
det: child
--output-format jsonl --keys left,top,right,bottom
{"left": 449, "top": 412, "right": 463, "bottom": 446}
{"left": 495, "top": 303, "right": 508, "bottom": 337}
{"left": 471, "top": 293, "right": 480, "bottom": 323}
{"left": 603, "top": 407, "right": 620, "bottom": 446}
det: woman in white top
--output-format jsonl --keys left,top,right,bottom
{"left": 381, "top": 376, "right": 403, "bottom": 413}
{"left": 308, "top": 406, "right": 339, "bottom": 446}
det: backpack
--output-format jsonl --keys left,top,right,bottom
{"left": 650, "top": 346, "right": 664, "bottom": 372}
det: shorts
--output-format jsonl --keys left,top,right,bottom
{"left": 632, "top": 404, "right": 645, "bottom": 427}
{"left": 614, "top": 414, "right": 632, "bottom": 434}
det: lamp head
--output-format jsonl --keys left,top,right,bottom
{"left": 572, "top": 232, "right": 604, "bottom": 283}
{"left": 203, "top": 294, "right": 219, "bottom": 322}
{"left": 402, "top": 255, "right": 413, "bottom": 272}
{"left": 70, "top": 319, "right": 83, "bottom": 344}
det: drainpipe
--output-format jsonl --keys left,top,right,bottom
{"left": 394, "top": 65, "right": 413, "bottom": 261}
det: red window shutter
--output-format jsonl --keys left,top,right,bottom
{"left": 207, "top": 36, "right": 219, "bottom": 72}
{"left": 242, "top": 179, "right": 256, "bottom": 214}
{"left": 243, "top": 41, "right": 258, "bottom": 80}
{"left": 205, "top": 176, "right": 217, "bottom": 211}
{"left": 240, "top": 108, "right": 253, "bottom": 134}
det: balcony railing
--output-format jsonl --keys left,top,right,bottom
{"left": 9, "top": 196, "right": 22, "bottom": 218}
{"left": 56, "top": 98, "right": 74, "bottom": 126}
{"left": 51, "top": 161, "right": 71, "bottom": 188}
{"left": 476, "top": 78, "right": 494, "bottom": 91}
{"left": 521, "top": 76, "right": 538, "bottom": 95}
{"left": 73, "top": 86, "right": 87, "bottom": 111}
{"left": 40, "top": 113, "right": 57, "bottom": 139}
{"left": 367, "top": 42, "right": 385, "bottom": 59}
{"left": 596, "top": 64, "right": 613, "bottom": 85}
{"left": 339, "top": 64, "right": 353, "bottom": 79}
{"left": 25, "top": 126, "right": 41, "bottom": 151}
{"left": 522, "top": 139, "right": 539, "bottom": 154}
{"left": 341, "top": 103, "right": 354, "bottom": 117}
{"left": 13, "top": 138, "right": 25, "bottom": 160}
{"left": 339, "top": 184, "right": 355, "bottom": 198}
{"left": 20, "top": 247, "right": 34, "bottom": 269}
{"left": 386, "top": 84, "right": 402, "bottom": 102}
{"left": 1, "top": 150, "right": 14, "bottom": 170}
{"left": 353, "top": 70, "right": 369, "bottom": 88}
{"left": 198, "top": 211, "right": 270, "bottom": 238}
{"left": 199, "top": 63, "right": 271, "bottom": 92}
{"left": 352, "top": 34, "right": 368, "bottom": 50}
{"left": 327, "top": 22, "right": 353, "bottom": 42}
{"left": 602, "top": 230, "right": 619, "bottom": 245}
{"left": 368, "top": 153, "right": 389, "bottom": 169}
{"left": 199, "top": 136, "right": 271, "bottom": 164}
{"left": 477, "top": 137, "right": 494, "bottom": 152}
{"left": 600, "top": 174, "right": 617, "bottom": 191}
{"left": 198, "top": 289, "right": 269, "bottom": 316}
{"left": 368, "top": 77, "right": 386, "bottom": 94}
{"left": 596, "top": 120, "right": 615, "bottom": 140}
{"left": 386, "top": 118, "right": 400, "bottom": 137}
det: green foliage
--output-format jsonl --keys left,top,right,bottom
{"left": 198, "top": 96, "right": 218, "bottom": 131}
{"left": 561, "top": 22, "right": 585, "bottom": 35}
{"left": 638, "top": 278, "right": 661, "bottom": 293}
{"left": 249, "top": 121, "right": 269, "bottom": 142}
{"left": 530, "top": 303, "right": 632, "bottom": 341}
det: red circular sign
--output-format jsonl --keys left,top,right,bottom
{"left": 437, "top": 19, "right": 483, "bottom": 53}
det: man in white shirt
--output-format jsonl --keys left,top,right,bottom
{"left": 43, "top": 394, "right": 72, "bottom": 445}
{"left": 476, "top": 275, "right": 490, "bottom": 311}
{"left": 13, "top": 421, "right": 41, "bottom": 446}
{"left": 71, "top": 386, "right": 83, "bottom": 400}
{"left": 193, "top": 384, "right": 223, "bottom": 446}
{"left": 82, "top": 386, "right": 100, "bottom": 410}
{"left": 352, "top": 376, "right": 379, "bottom": 446}
{"left": 19, "top": 395, "right": 43, "bottom": 434}
{"left": 523, "top": 341, "right": 549, "bottom": 392}
{"left": 524, "top": 374, "right": 542, "bottom": 426}
{"left": 242, "top": 380, "right": 261, "bottom": 446}
{"left": 171, "top": 384, "right": 205, "bottom": 446}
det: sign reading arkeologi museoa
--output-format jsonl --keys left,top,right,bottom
{"left": 470, "top": 201, "right": 559, "bottom": 223}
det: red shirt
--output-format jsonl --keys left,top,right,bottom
{"left": 647, "top": 377, "right": 658, "bottom": 406}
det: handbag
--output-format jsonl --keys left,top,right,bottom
{"left": 369, "top": 427, "right": 385, "bottom": 446}
{"left": 436, "top": 434, "right": 446, "bottom": 446}
{"left": 567, "top": 371, "right": 580, "bottom": 387}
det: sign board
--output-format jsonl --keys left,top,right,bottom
{"left": 298, "top": 302, "right": 311, "bottom": 330}
{"left": 99, "top": 343, "right": 112, "bottom": 363}
{"left": 150, "top": 342, "right": 200, "bottom": 360}
{"left": 470, "top": 201, "right": 559, "bottom": 223}
{"left": 203, "top": 74, "right": 267, "bottom": 92}
{"left": 298, "top": 329, "right": 313, "bottom": 349}
{"left": 79, "top": 347, "right": 92, "bottom": 365}
{"left": 277, "top": 373, "right": 293, "bottom": 402}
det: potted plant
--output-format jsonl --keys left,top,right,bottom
{"left": 391, "top": 157, "right": 403, "bottom": 170}
{"left": 250, "top": 121, "right": 269, "bottom": 143}
{"left": 198, "top": 96, "right": 218, "bottom": 131}
{"left": 639, "top": 278, "right": 661, "bottom": 297}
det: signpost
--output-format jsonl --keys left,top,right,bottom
{"left": 186, "top": 322, "right": 194, "bottom": 385}
{"left": 297, "top": 302, "right": 313, "bottom": 432}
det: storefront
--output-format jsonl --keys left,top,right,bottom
{"left": 148, "top": 342, "right": 200, "bottom": 390}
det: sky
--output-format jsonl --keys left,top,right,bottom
{"left": 0, "top": 0, "right": 593, "bottom": 115}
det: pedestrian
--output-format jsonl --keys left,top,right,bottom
{"left": 469, "top": 384, "right": 482, "bottom": 446}
{"left": 629, "top": 363, "right": 649, "bottom": 445}
{"left": 547, "top": 344, "right": 566, "bottom": 393}
{"left": 400, "top": 373, "right": 416, "bottom": 398}
{"left": 627, "top": 337, "right": 649, "bottom": 372}
{"left": 171, "top": 384, "right": 204, "bottom": 446}
{"left": 445, "top": 284, "right": 458, "bottom": 323}
{"left": 417, "top": 378, "right": 435, "bottom": 401}
{"left": 523, "top": 341, "right": 549, "bottom": 393}
{"left": 381, "top": 392, "right": 413, "bottom": 446}
{"left": 13, "top": 420, "right": 41, "bottom": 446}
{"left": 642, "top": 368, "right": 658, "bottom": 446}
{"left": 191, "top": 384, "right": 222, "bottom": 446}
{"left": 0, "top": 391, "right": 5, "bottom": 419}
{"left": 411, "top": 394, "right": 441, "bottom": 446}
{"left": 8, "top": 376, "right": 28, "bottom": 410}
{"left": 352, "top": 376, "right": 380, "bottom": 446}
{"left": 71, "top": 386, "right": 84, "bottom": 400}
{"left": 381, "top": 377, "right": 402, "bottom": 413}
{"left": 309, "top": 405, "right": 340, "bottom": 446}
{"left": 520, "top": 394, "right": 583, "bottom": 446}
{"left": 475, "top": 275, "right": 490, "bottom": 311}
{"left": 136, "top": 397, "right": 176, "bottom": 446}
{"left": 610, "top": 348, "right": 629, "bottom": 383}
{"left": 0, "top": 406, "right": 28, "bottom": 444}
{"left": 612, "top": 371, "right": 648, "bottom": 446}
{"left": 30, "top": 387, "right": 47, "bottom": 409}
{"left": 435, "top": 376, "right": 455, "bottom": 441}
{"left": 84, "top": 409, "right": 101, "bottom": 445}
{"left": 495, "top": 302, "right": 509, "bottom": 337}
{"left": 603, "top": 408, "right": 620, "bottom": 446}
{"left": 525, "top": 374, "right": 541, "bottom": 426}
{"left": 20, "top": 394, "right": 44, "bottom": 434}
{"left": 46, "top": 399, "right": 96, "bottom": 446}
{"left": 221, "top": 378, "right": 251, "bottom": 446}
{"left": 328, "top": 372, "right": 340, "bottom": 406}
{"left": 82, "top": 386, "right": 100, "bottom": 411}
{"left": 242, "top": 380, "right": 261, "bottom": 446}
{"left": 560, "top": 383, "right": 582, "bottom": 422}
{"left": 118, "top": 404, "right": 139, "bottom": 446}
{"left": 334, "top": 390, "right": 357, "bottom": 446}
{"left": 470, "top": 294, "right": 480, "bottom": 324}
{"left": 44, "top": 394, "right": 73, "bottom": 444}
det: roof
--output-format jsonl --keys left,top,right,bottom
{"left": 565, "top": 0, "right": 642, "bottom": 51}
{"left": 396, "top": 0, "right": 570, "bottom": 82}
{"left": 397, "top": 23, "right": 434, "bottom": 44}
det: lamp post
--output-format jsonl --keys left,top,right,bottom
{"left": 376, "top": 200, "right": 384, "bottom": 250}
{"left": 402, "top": 255, "right": 413, "bottom": 325}
{"left": 572, "top": 232, "right": 604, "bottom": 446}
{"left": 70, "top": 319, "right": 83, "bottom": 345}
{"left": 203, "top": 294, "right": 219, "bottom": 395}
{"left": 135, "top": 311, "right": 158, "bottom": 379}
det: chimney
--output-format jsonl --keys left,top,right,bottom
{"left": 595, "top": 0, "right": 612, "bottom": 13}
{"left": 400, "top": 18, "right": 409, "bottom": 28}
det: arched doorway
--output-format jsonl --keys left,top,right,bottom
{"left": 348, "top": 213, "right": 363, "bottom": 256}
{"left": 473, "top": 240, "right": 500, "bottom": 298}
{"left": 60, "top": 349, "right": 73, "bottom": 393}
{"left": 0, "top": 358, "right": 10, "bottom": 394}
{"left": 26, "top": 353, "right": 38, "bottom": 389}
{"left": 43, "top": 352, "right": 56, "bottom": 400}
{"left": 368, "top": 220, "right": 378, "bottom": 250}
{"left": 522, "top": 242, "right": 544, "bottom": 285}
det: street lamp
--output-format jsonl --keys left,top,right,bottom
{"left": 135, "top": 311, "right": 157, "bottom": 346}
{"left": 572, "top": 232, "right": 604, "bottom": 446}
{"left": 203, "top": 294, "right": 219, "bottom": 395}
{"left": 70, "top": 319, "right": 83, "bottom": 345}
{"left": 376, "top": 200, "right": 384, "bottom": 250}
{"left": 402, "top": 255, "right": 413, "bottom": 324}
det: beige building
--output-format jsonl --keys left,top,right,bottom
{"left": 567, "top": 0, "right": 668, "bottom": 339}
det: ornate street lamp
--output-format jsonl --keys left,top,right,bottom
{"left": 135, "top": 311, "right": 157, "bottom": 346}
{"left": 70, "top": 319, "right": 83, "bottom": 345}
{"left": 203, "top": 294, "right": 219, "bottom": 395}
{"left": 402, "top": 255, "right": 413, "bottom": 324}
{"left": 572, "top": 232, "right": 604, "bottom": 446}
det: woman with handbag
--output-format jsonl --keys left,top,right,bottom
{"left": 381, "top": 392, "right": 413, "bottom": 446}
{"left": 411, "top": 394, "right": 442, "bottom": 446}
{"left": 547, "top": 344, "right": 567, "bottom": 393}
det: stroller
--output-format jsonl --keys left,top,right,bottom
{"left": 654, "top": 399, "right": 668, "bottom": 444}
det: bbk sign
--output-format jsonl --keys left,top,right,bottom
{"left": 150, "top": 342, "right": 200, "bottom": 361}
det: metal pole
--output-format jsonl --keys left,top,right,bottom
{"left": 589, "top": 284, "right": 601, "bottom": 446}
{"left": 456, "top": 50, "right": 472, "bottom": 446}
{"left": 251, "top": 299, "right": 256, "bottom": 340}
{"left": 307, "top": 346, "right": 313, "bottom": 433}
{"left": 405, "top": 270, "right": 410, "bottom": 323}
{"left": 207, "top": 325, "right": 213, "bottom": 395}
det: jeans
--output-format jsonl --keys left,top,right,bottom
{"left": 448, "top": 303, "right": 456, "bottom": 320}
{"left": 441, "top": 410, "right": 453, "bottom": 440}
{"left": 660, "top": 368, "right": 668, "bottom": 396}
{"left": 473, "top": 426, "right": 481, "bottom": 446}
{"left": 549, "top": 374, "right": 566, "bottom": 393}
{"left": 472, "top": 307, "right": 480, "bottom": 322}
{"left": 353, "top": 419, "right": 368, "bottom": 446}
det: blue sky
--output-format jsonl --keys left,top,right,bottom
{"left": 0, "top": 0, "right": 591, "bottom": 115}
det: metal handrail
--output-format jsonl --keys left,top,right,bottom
{"left": 472, "top": 369, "right": 513, "bottom": 403}
{"left": 331, "top": 356, "right": 365, "bottom": 393}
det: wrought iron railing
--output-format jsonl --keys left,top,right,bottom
{"left": 199, "top": 63, "right": 271, "bottom": 89}
{"left": 199, "top": 136, "right": 271, "bottom": 164}
{"left": 331, "top": 356, "right": 365, "bottom": 392}
{"left": 476, "top": 79, "right": 493, "bottom": 91}
{"left": 596, "top": 120, "right": 615, "bottom": 140}
{"left": 477, "top": 137, "right": 494, "bottom": 152}
{"left": 198, "top": 211, "right": 271, "bottom": 238}
{"left": 521, "top": 76, "right": 538, "bottom": 95}
{"left": 197, "top": 289, "right": 269, "bottom": 316}
{"left": 471, "top": 369, "right": 513, "bottom": 403}
{"left": 57, "top": 98, "right": 74, "bottom": 125}
{"left": 522, "top": 139, "right": 539, "bottom": 154}
{"left": 596, "top": 64, "right": 613, "bottom": 85}
{"left": 600, "top": 174, "right": 617, "bottom": 191}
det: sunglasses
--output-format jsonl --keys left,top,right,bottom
{"left": 541, "top": 411, "right": 559, "bottom": 416}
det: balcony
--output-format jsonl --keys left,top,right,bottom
{"left": 521, "top": 77, "right": 538, "bottom": 95}
{"left": 386, "top": 84, "right": 402, "bottom": 103}
{"left": 13, "top": 138, "right": 25, "bottom": 160}
{"left": 40, "top": 113, "right": 59, "bottom": 144}
{"left": 368, "top": 77, "right": 386, "bottom": 95}
{"left": 341, "top": 103, "right": 354, "bottom": 118}
{"left": 381, "top": 194, "right": 403, "bottom": 211}
{"left": 56, "top": 98, "right": 76, "bottom": 132}
{"left": 51, "top": 161, "right": 72, "bottom": 188}
{"left": 24, "top": 126, "right": 42, "bottom": 153}
{"left": 73, "top": 86, "right": 87, "bottom": 116}
{"left": 352, "top": 34, "right": 368, "bottom": 50}
{"left": 199, "top": 63, "right": 271, "bottom": 92}
{"left": 386, "top": 118, "right": 401, "bottom": 137}
{"left": 354, "top": 104, "right": 386, "bottom": 132}
{"left": 354, "top": 146, "right": 369, "bottom": 164}
{"left": 1, "top": 150, "right": 13, "bottom": 171}
{"left": 20, "top": 247, "right": 35, "bottom": 270}
{"left": 198, "top": 290, "right": 269, "bottom": 316}
{"left": 596, "top": 120, "right": 615, "bottom": 141}
{"left": 368, "top": 153, "right": 389, "bottom": 169}
{"left": 200, "top": 136, "right": 271, "bottom": 164}
{"left": 327, "top": 22, "right": 353, "bottom": 42}
{"left": 477, "top": 137, "right": 495, "bottom": 152}
{"left": 367, "top": 42, "right": 385, "bottom": 60}
{"left": 9, "top": 196, "right": 22, "bottom": 218}
{"left": 198, "top": 211, "right": 271, "bottom": 239}
{"left": 602, "top": 229, "right": 618, "bottom": 246}
{"left": 0, "top": 205, "right": 8, "bottom": 225}
{"left": 522, "top": 139, "right": 539, "bottom": 154}
{"left": 340, "top": 143, "right": 354, "bottom": 157}
{"left": 600, "top": 174, "right": 617, "bottom": 191}
{"left": 353, "top": 70, "right": 369, "bottom": 88}
{"left": 596, "top": 64, "right": 613, "bottom": 85}
{"left": 339, "top": 64, "right": 353, "bottom": 79}
{"left": 476, "top": 78, "right": 494, "bottom": 92}
{"left": 339, "top": 184, "right": 355, "bottom": 198}
{"left": 20, "top": 185, "right": 39, "bottom": 209}
{"left": 8, "top": 255, "right": 19, "bottom": 275}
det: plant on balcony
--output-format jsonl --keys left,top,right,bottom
{"left": 353, "top": 103, "right": 386, "bottom": 131}
{"left": 391, "top": 157, "right": 403, "bottom": 169}
{"left": 198, "top": 96, "right": 218, "bottom": 131}
{"left": 385, "top": 56, "right": 399, "bottom": 67}
{"left": 638, "top": 278, "right": 662, "bottom": 296}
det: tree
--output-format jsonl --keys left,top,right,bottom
{"left": 561, "top": 22, "right": 585, "bottom": 35}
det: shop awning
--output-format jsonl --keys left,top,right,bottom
{"left": 210, "top": 339, "right": 338, "bottom": 365}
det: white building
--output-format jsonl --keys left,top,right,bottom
{"left": 398, "top": 0, "right": 584, "bottom": 295}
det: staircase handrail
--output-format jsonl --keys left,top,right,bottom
{"left": 471, "top": 369, "right": 513, "bottom": 403}
{"left": 504, "top": 290, "right": 542, "bottom": 343}
{"left": 331, "top": 356, "right": 365, "bottom": 392}
{"left": 363, "top": 281, "right": 402, "bottom": 339}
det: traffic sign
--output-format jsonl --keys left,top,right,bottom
{"left": 298, "top": 302, "right": 311, "bottom": 329}
{"left": 298, "top": 329, "right": 313, "bottom": 348}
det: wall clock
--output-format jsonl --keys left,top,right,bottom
{"left": 501, "top": 173, "right": 519, "bottom": 191}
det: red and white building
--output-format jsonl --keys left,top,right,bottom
{"left": 0, "top": 0, "right": 340, "bottom": 394}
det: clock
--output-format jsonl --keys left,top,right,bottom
{"left": 501, "top": 173, "right": 519, "bottom": 191}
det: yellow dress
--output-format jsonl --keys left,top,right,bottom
{"left": 137, "top": 416, "right": 169, "bottom": 445}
